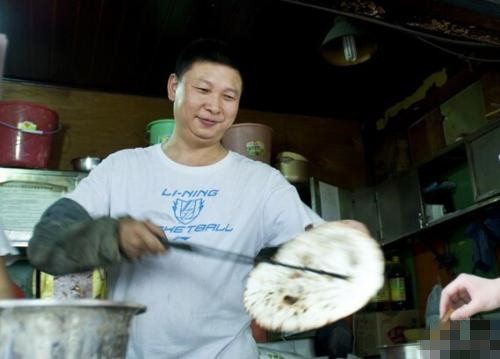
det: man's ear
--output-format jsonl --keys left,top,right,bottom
{"left": 167, "top": 74, "right": 178, "bottom": 101}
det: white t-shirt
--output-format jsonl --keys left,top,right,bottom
{"left": 67, "top": 144, "right": 323, "bottom": 359}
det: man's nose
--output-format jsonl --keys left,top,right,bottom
{"left": 204, "top": 94, "right": 221, "bottom": 113}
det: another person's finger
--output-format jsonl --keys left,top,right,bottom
{"left": 457, "top": 288, "right": 471, "bottom": 304}
{"left": 440, "top": 294, "right": 452, "bottom": 319}
{"left": 451, "top": 301, "right": 481, "bottom": 320}
{"left": 440, "top": 274, "right": 471, "bottom": 318}
{"left": 440, "top": 288, "right": 461, "bottom": 318}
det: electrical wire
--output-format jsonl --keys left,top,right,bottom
{"left": 415, "top": 35, "right": 500, "bottom": 63}
{"left": 279, "top": 0, "right": 500, "bottom": 48}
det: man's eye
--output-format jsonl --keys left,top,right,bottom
{"left": 196, "top": 87, "right": 209, "bottom": 93}
{"left": 224, "top": 95, "right": 236, "bottom": 101}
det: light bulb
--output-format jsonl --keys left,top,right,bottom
{"left": 342, "top": 35, "right": 358, "bottom": 62}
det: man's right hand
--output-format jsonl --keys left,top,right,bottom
{"left": 117, "top": 218, "right": 167, "bottom": 259}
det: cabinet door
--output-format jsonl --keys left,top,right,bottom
{"left": 469, "top": 124, "right": 500, "bottom": 201}
{"left": 377, "top": 170, "right": 423, "bottom": 245}
{"left": 351, "top": 187, "right": 380, "bottom": 241}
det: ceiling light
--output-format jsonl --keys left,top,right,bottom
{"left": 320, "top": 16, "right": 377, "bottom": 66}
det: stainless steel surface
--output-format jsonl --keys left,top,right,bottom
{"left": 71, "top": 156, "right": 102, "bottom": 172}
{"left": 376, "top": 169, "right": 423, "bottom": 245}
{"left": 379, "top": 343, "right": 421, "bottom": 359}
{"left": 163, "top": 239, "right": 349, "bottom": 280}
{"left": 0, "top": 299, "right": 145, "bottom": 359}
{"left": 0, "top": 167, "right": 86, "bottom": 246}
{"left": 351, "top": 187, "right": 380, "bottom": 241}
{"left": 468, "top": 122, "right": 500, "bottom": 201}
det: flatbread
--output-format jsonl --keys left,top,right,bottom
{"left": 243, "top": 222, "right": 384, "bottom": 332}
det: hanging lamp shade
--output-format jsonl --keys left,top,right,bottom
{"left": 320, "top": 16, "right": 377, "bottom": 66}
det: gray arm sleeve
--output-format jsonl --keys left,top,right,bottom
{"left": 27, "top": 198, "right": 122, "bottom": 275}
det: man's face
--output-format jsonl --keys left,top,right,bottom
{"left": 168, "top": 61, "right": 242, "bottom": 146}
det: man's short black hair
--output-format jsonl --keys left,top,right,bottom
{"left": 175, "top": 38, "right": 242, "bottom": 81}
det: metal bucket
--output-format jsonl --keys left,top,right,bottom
{"left": 0, "top": 299, "right": 146, "bottom": 359}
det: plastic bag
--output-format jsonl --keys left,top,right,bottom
{"left": 425, "top": 284, "right": 442, "bottom": 328}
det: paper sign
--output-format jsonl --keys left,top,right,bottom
{"left": 0, "top": 34, "right": 7, "bottom": 99}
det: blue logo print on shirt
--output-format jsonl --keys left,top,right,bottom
{"left": 161, "top": 188, "right": 233, "bottom": 240}
{"left": 172, "top": 198, "right": 204, "bottom": 224}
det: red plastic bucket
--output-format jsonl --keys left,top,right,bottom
{"left": 0, "top": 101, "right": 61, "bottom": 168}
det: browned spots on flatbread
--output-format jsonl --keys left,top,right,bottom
{"left": 283, "top": 295, "right": 299, "bottom": 305}
{"left": 243, "top": 221, "right": 385, "bottom": 333}
{"left": 301, "top": 255, "right": 313, "bottom": 266}
{"left": 349, "top": 251, "right": 359, "bottom": 266}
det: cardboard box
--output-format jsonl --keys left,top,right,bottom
{"left": 354, "top": 310, "right": 420, "bottom": 357}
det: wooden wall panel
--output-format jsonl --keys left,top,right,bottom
{"left": 412, "top": 239, "right": 453, "bottom": 321}
{"left": 1, "top": 80, "right": 367, "bottom": 188}
{"left": 235, "top": 110, "right": 366, "bottom": 188}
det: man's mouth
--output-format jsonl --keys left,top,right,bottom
{"left": 198, "top": 117, "right": 219, "bottom": 126}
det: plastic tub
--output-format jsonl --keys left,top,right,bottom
{"left": 276, "top": 151, "right": 309, "bottom": 183}
{"left": 0, "top": 101, "right": 60, "bottom": 169}
{"left": 222, "top": 123, "right": 273, "bottom": 164}
{"left": 146, "top": 119, "right": 175, "bottom": 145}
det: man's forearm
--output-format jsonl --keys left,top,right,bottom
{"left": 27, "top": 198, "right": 122, "bottom": 275}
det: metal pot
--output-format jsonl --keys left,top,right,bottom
{"left": 379, "top": 343, "right": 422, "bottom": 359}
{"left": 0, "top": 299, "right": 146, "bottom": 359}
{"left": 71, "top": 156, "right": 102, "bottom": 172}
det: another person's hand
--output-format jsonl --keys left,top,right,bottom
{"left": 118, "top": 218, "right": 167, "bottom": 259}
{"left": 440, "top": 273, "right": 500, "bottom": 320}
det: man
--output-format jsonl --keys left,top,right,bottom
{"left": 28, "top": 38, "right": 348, "bottom": 358}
